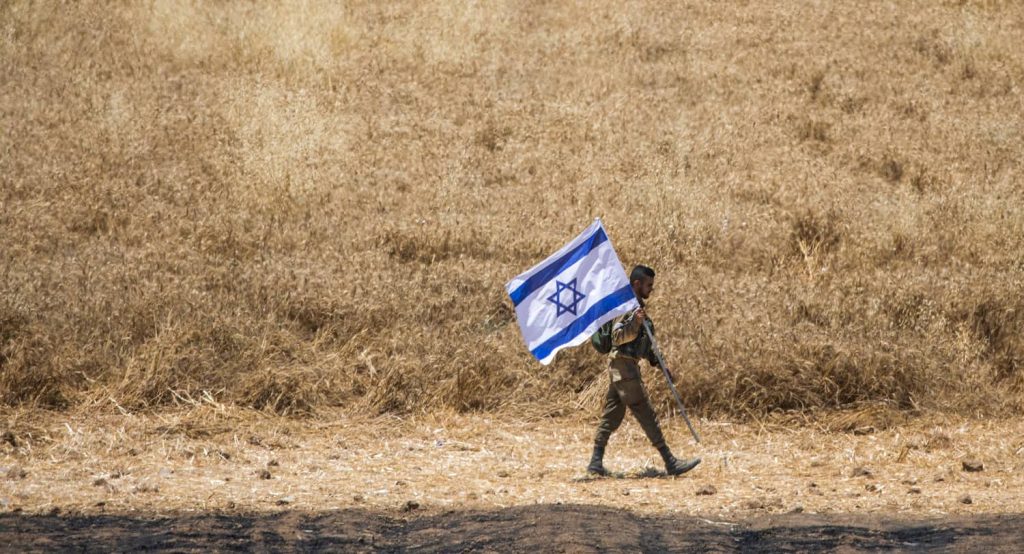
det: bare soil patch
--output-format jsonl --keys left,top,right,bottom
{"left": 3, "top": 506, "right": 1024, "bottom": 553}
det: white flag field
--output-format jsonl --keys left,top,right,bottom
{"left": 505, "top": 219, "right": 639, "bottom": 365}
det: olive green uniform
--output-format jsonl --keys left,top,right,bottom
{"left": 593, "top": 303, "right": 668, "bottom": 451}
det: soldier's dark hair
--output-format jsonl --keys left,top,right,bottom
{"left": 630, "top": 265, "right": 655, "bottom": 283}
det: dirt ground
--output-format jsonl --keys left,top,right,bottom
{"left": 3, "top": 409, "right": 1024, "bottom": 551}
{"left": 4, "top": 506, "right": 1024, "bottom": 552}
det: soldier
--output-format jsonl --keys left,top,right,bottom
{"left": 587, "top": 265, "right": 701, "bottom": 476}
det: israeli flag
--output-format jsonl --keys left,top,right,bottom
{"left": 506, "top": 219, "right": 639, "bottom": 365}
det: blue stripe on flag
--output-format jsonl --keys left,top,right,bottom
{"left": 530, "top": 284, "right": 635, "bottom": 362}
{"left": 508, "top": 226, "right": 608, "bottom": 306}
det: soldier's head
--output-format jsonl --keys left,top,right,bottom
{"left": 630, "top": 265, "right": 655, "bottom": 300}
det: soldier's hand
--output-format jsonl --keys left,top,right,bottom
{"left": 654, "top": 362, "right": 673, "bottom": 381}
{"left": 634, "top": 308, "right": 646, "bottom": 323}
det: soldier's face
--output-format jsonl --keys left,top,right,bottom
{"left": 633, "top": 276, "right": 654, "bottom": 300}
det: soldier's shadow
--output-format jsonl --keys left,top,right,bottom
{"left": 571, "top": 467, "right": 670, "bottom": 482}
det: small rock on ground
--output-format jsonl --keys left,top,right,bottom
{"left": 696, "top": 485, "right": 717, "bottom": 496}
{"left": 962, "top": 460, "right": 984, "bottom": 472}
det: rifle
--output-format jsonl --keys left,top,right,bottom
{"left": 642, "top": 319, "right": 701, "bottom": 443}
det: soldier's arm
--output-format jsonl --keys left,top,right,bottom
{"left": 611, "top": 311, "right": 642, "bottom": 346}
{"left": 646, "top": 347, "right": 675, "bottom": 380}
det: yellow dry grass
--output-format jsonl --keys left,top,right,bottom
{"left": 2, "top": 0, "right": 1024, "bottom": 421}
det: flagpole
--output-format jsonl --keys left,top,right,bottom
{"left": 642, "top": 319, "right": 701, "bottom": 444}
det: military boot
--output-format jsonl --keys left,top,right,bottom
{"left": 658, "top": 445, "right": 700, "bottom": 476}
{"left": 586, "top": 444, "right": 609, "bottom": 476}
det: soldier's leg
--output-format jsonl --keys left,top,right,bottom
{"left": 594, "top": 382, "right": 627, "bottom": 446}
{"left": 614, "top": 378, "right": 667, "bottom": 450}
{"left": 617, "top": 378, "right": 701, "bottom": 476}
{"left": 588, "top": 382, "right": 626, "bottom": 475}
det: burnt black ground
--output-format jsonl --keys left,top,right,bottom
{"left": 2, "top": 504, "right": 1022, "bottom": 553}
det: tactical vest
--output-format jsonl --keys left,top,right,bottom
{"left": 612, "top": 317, "right": 655, "bottom": 361}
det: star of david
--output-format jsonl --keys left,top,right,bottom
{"left": 547, "top": 278, "right": 586, "bottom": 317}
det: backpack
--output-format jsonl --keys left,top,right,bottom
{"left": 590, "top": 320, "right": 614, "bottom": 354}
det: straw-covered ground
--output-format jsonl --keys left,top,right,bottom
{"left": 3, "top": 407, "right": 1024, "bottom": 550}
{"left": 6, "top": 407, "right": 1024, "bottom": 516}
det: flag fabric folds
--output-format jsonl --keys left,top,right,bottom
{"left": 505, "top": 219, "right": 639, "bottom": 365}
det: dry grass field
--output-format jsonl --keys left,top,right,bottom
{"left": 2, "top": 0, "right": 1024, "bottom": 419}
{"left": 2, "top": 0, "right": 1024, "bottom": 550}
{"left": 2, "top": 0, "right": 1023, "bottom": 418}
